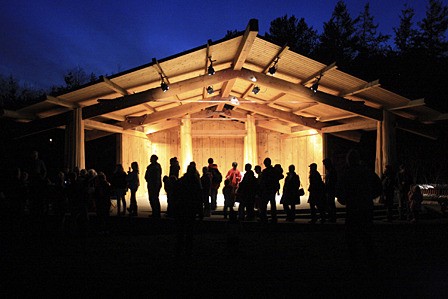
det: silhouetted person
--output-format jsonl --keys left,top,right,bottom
{"left": 163, "top": 174, "right": 177, "bottom": 218}
{"left": 381, "top": 164, "right": 396, "bottom": 222}
{"left": 145, "top": 154, "right": 162, "bottom": 219}
{"left": 169, "top": 157, "right": 180, "bottom": 179}
{"left": 336, "top": 149, "right": 382, "bottom": 274}
{"left": 259, "top": 158, "right": 283, "bottom": 223}
{"left": 111, "top": 164, "right": 128, "bottom": 216}
{"left": 225, "top": 162, "right": 242, "bottom": 204}
{"left": 126, "top": 162, "right": 140, "bottom": 216}
{"left": 237, "top": 163, "right": 258, "bottom": 221}
{"left": 222, "top": 179, "right": 235, "bottom": 219}
{"left": 280, "top": 165, "right": 301, "bottom": 222}
{"left": 308, "top": 163, "right": 325, "bottom": 224}
{"left": 175, "top": 163, "right": 202, "bottom": 257}
{"left": 254, "top": 165, "right": 262, "bottom": 211}
{"left": 408, "top": 185, "right": 423, "bottom": 224}
{"left": 94, "top": 172, "right": 111, "bottom": 234}
{"left": 200, "top": 166, "right": 212, "bottom": 217}
{"left": 51, "top": 171, "right": 68, "bottom": 232}
{"left": 207, "top": 158, "right": 222, "bottom": 211}
{"left": 397, "top": 163, "right": 413, "bottom": 220}
{"left": 25, "top": 151, "right": 47, "bottom": 219}
{"left": 323, "top": 158, "right": 337, "bottom": 223}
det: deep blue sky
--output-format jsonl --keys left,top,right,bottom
{"left": 0, "top": 0, "right": 441, "bottom": 89}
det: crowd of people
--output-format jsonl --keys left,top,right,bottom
{"left": 0, "top": 149, "right": 424, "bottom": 238}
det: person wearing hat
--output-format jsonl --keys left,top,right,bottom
{"left": 308, "top": 162, "right": 326, "bottom": 224}
{"left": 145, "top": 154, "right": 162, "bottom": 219}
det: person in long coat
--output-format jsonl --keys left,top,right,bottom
{"left": 236, "top": 163, "right": 258, "bottom": 221}
{"left": 145, "top": 154, "right": 162, "bottom": 219}
{"left": 308, "top": 163, "right": 325, "bottom": 224}
{"left": 280, "top": 165, "right": 301, "bottom": 222}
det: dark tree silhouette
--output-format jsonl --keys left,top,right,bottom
{"left": 393, "top": 4, "right": 418, "bottom": 55}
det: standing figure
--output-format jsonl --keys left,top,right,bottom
{"left": 207, "top": 158, "right": 222, "bottom": 211}
{"left": 323, "top": 158, "right": 338, "bottom": 223}
{"left": 94, "top": 172, "right": 112, "bottom": 234}
{"left": 111, "top": 164, "right": 127, "bottom": 216}
{"left": 308, "top": 163, "right": 326, "bottom": 224}
{"left": 408, "top": 185, "right": 423, "bottom": 224}
{"left": 280, "top": 165, "right": 301, "bottom": 222}
{"left": 126, "top": 162, "right": 140, "bottom": 216}
{"left": 145, "top": 155, "right": 162, "bottom": 219}
{"left": 163, "top": 175, "right": 177, "bottom": 218}
{"left": 200, "top": 166, "right": 212, "bottom": 217}
{"left": 397, "top": 164, "right": 413, "bottom": 220}
{"left": 381, "top": 165, "right": 396, "bottom": 222}
{"left": 336, "top": 149, "right": 382, "bottom": 273}
{"left": 222, "top": 179, "right": 234, "bottom": 219}
{"left": 259, "top": 158, "right": 284, "bottom": 223}
{"left": 236, "top": 163, "right": 258, "bottom": 221}
{"left": 169, "top": 157, "right": 180, "bottom": 179}
{"left": 225, "top": 162, "right": 242, "bottom": 204}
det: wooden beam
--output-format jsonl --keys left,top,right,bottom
{"left": 388, "top": 98, "right": 425, "bottom": 111}
{"left": 0, "top": 109, "right": 34, "bottom": 120}
{"left": 330, "top": 131, "right": 362, "bottom": 142}
{"left": 256, "top": 120, "right": 292, "bottom": 134}
{"left": 85, "top": 130, "right": 115, "bottom": 142}
{"left": 238, "top": 69, "right": 383, "bottom": 121}
{"left": 291, "top": 102, "right": 318, "bottom": 113}
{"left": 317, "top": 113, "right": 357, "bottom": 122}
{"left": 300, "top": 62, "right": 337, "bottom": 85}
{"left": 101, "top": 76, "right": 129, "bottom": 96}
{"left": 85, "top": 119, "right": 147, "bottom": 138}
{"left": 339, "top": 79, "right": 380, "bottom": 97}
{"left": 144, "top": 120, "right": 180, "bottom": 134}
{"left": 45, "top": 95, "right": 79, "bottom": 109}
{"left": 192, "top": 130, "right": 247, "bottom": 137}
{"left": 239, "top": 103, "right": 324, "bottom": 130}
{"left": 263, "top": 45, "right": 289, "bottom": 74}
{"left": 396, "top": 118, "right": 438, "bottom": 140}
{"left": 232, "top": 19, "right": 258, "bottom": 70}
{"left": 321, "top": 120, "right": 377, "bottom": 133}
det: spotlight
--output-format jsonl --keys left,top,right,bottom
{"left": 250, "top": 75, "right": 257, "bottom": 82}
{"left": 252, "top": 86, "right": 260, "bottom": 94}
{"left": 207, "top": 86, "right": 214, "bottom": 95}
{"left": 230, "top": 97, "right": 240, "bottom": 105}
{"left": 311, "top": 75, "right": 322, "bottom": 93}
{"left": 161, "top": 80, "right": 169, "bottom": 92}
{"left": 268, "top": 57, "right": 279, "bottom": 76}
{"left": 208, "top": 56, "right": 216, "bottom": 75}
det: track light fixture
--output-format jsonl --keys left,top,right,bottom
{"left": 206, "top": 86, "right": 214, "bottom": 95}
{"left": 208, "top": 56, "right": 216, "bottom": 75}
{"left": 311, "top": 74, "right": 322, "bottom": 93}
{"left": 252, "top": 86, "right": 260, "bottom": 95}
{"left": 268, "top": 57, "right": 279, "bottom": 75}
{"left": 160, "top": 75, "right": 169, "bottom": 92}
{"left": 230, "top": 97, "right": 240, "bottom": 105}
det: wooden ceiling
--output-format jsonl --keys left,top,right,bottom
{"left": 7, "top": 19, "right": 446, "bottom": 141}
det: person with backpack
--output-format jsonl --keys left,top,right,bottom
{"left": 207, "top": 158, "right": 222, "bottom": 211}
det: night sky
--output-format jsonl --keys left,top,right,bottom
{"left": 0, "top": 0, "right": 439, "bottom": 89}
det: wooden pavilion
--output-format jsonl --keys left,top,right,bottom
{"left": 1, "top": 19, "right": 444, "bottom": 203}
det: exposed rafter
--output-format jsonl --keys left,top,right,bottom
{"left": 339, "top": 79, "right": 380, "bottom": 97}
{"left": 263, "top": 45, "right": 289, "bottom": 74}
{"left": 321, "top": 120, "right": 377, "bottom": 133}
{"left": 101, "top": 76, "right": 129, "bottom": 96}
{"left": 300, "top": 62, "right": 337, "bottom": 86}
{"left": 232, "top": 19, "right": 258, "bottom": 70}
{"left": 388, "top": 98, "right": 425, "bottom": 111}
{"left": 45, "top": 95, "right": 80, "bottom": 109}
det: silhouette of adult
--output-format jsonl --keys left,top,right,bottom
{"left": 397, "top": 163, "right": 413, "bottom": 220}
{"left": 323, "top": 158, "right": 337, "bottom": 223}
{"left": 225, "top": 162, "right": 242, "bottom": 201}
{"left": 94, "top": 172, "right": 112, "bottom": 234}
{"left": 169, "top": 157, "right": 180, "bottom": 179}
{"left": 207, "top": 158, "right": 222, "bottom": 211}
{"left": 25, "top": 151, "right": 47, "bottom": 217}
{"left": 381, "top": 164, "right": 396, "bottom": 222}
{"left": 174, "top": 163, "right": 202, "bottom": 257}
{"left": 336, "top": 149, "right": 382, "bottom": 273}
{"left": 236, "top": 163, "right": 258, "bottom": 221}
{"left": 259, "top": 158, "right": 283, "bottom": 223}
{"left": 408, "top": 185, "right": 423, "bottom": 224}
{"left": 145, "top": 154, "right": 162, "bottom": 219}
{"left": 308, "top": 163, "right": 326, "bottom": 224}
{"left": 126, "top": 162, "right": 140, "bottom": 216}
{"left": 200, "top": 166, "right": 212, "bottom": 217}
{"left": 280, "top": 165, "right": 301, "bottom": 222}
{"left": 111, "top": 164, "right": 127, "bottom": 216}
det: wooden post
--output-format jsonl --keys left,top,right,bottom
{"left": 64, "top": 108, "right": 85, "bottom": 170}
{"left": 244, "top": 114, "right": 258, "bottom": 166}
{"left": 376, "top": 110, "right": 396, "bottom": 176}
{"left": 116, "top": 133, "right": 123, "bottom": 165}
{"left": 180, "top": 114, "right": 193, "bottom": 173}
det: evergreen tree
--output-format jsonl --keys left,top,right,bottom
{"left": 266, "top": 15, "right": 319, "bottom": 57}
{"left": 393, "top": 4, "right": 418, "bottom": 54}
{"left": 318, "top": 0, "right": 358, "bottom": 68}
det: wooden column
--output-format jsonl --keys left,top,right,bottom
{"left": 180, "top": 114, "right": 193, "bottom": 173}
{"left": 116, "top": 133, "right": 123, "bottom": 164}
{"left": 244, "top": 114, "right": 258, "bottom": 167}
{"left": 64, "top": 108, "right": 85, "bottom": 170}
{"left": 376, "top": 110, "right": 396, "bottom": 176}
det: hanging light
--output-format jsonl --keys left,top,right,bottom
{"left": 230, "top": 97, "right": 240, "bottom": 105}
{"left": 268, "top": 57, "right": 279, "bottom": 76}
{"left": 160, "top": 75, "right": 169, "bottom": 92}
{"left": 208, "top": 57, "right": 216, "bottom": 75}
{"left": 252, "top": 86, "right": 260, "bottom": 95}
{"left": 311, "top": 74, "right": 322, "bottom": 93}
{"left": 207, "top": 86, "right": 214, "bottom": 94}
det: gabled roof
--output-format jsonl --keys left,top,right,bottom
{"left": 7, "top": 19, "right": 445, "bottom": 141}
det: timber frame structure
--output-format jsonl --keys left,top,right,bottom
{"left": 1, "top": 19, "right": 445, "bottom": 196}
